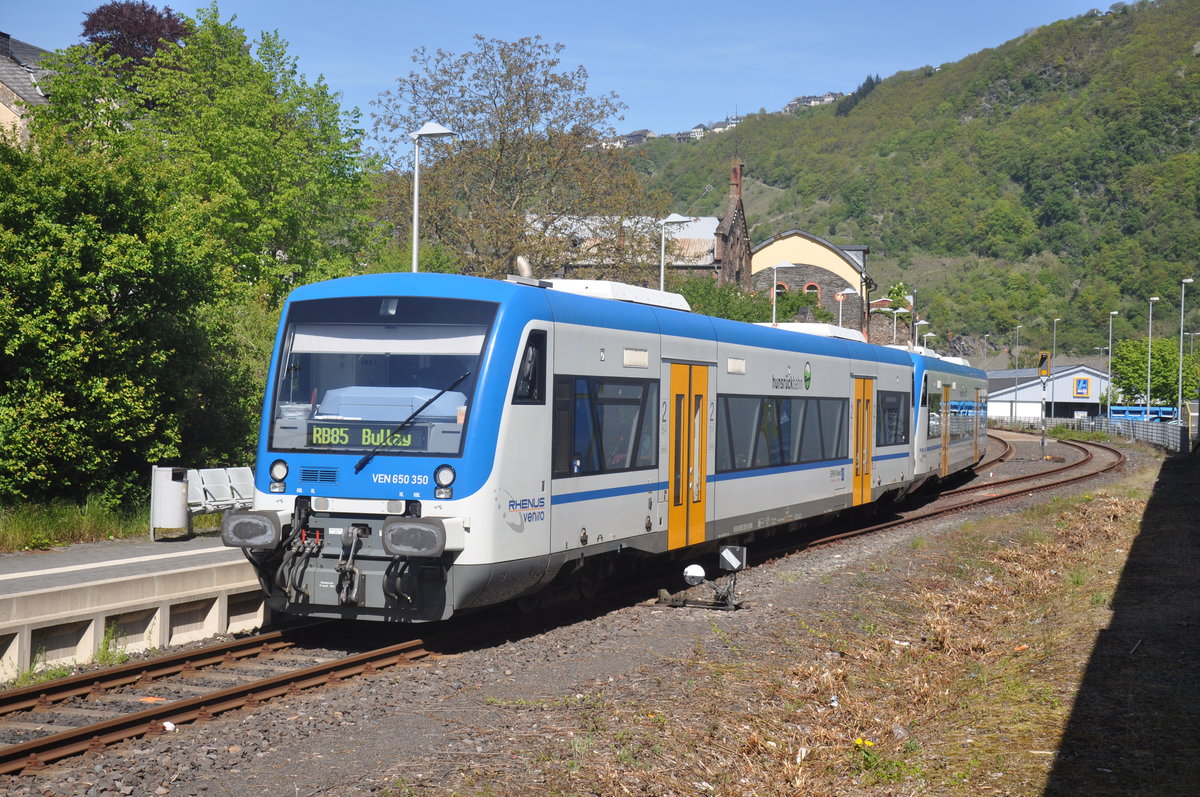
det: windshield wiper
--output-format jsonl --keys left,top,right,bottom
{"left": 353, "top": 371, "right": 471, "bottom": 475}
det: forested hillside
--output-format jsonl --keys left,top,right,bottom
{"left": 641, "top": 0, "right": 1200, "bottom": 357}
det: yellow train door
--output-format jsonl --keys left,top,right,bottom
{"left": 940, "top": 383, "right": 952, "bottom": 478}
{"left": 668, "top": 363, "right": 708, "bottom": 550}
{"left": 853, "top": 377, "right": 874, "bottom": 506}
{"left": 973, "top": 387, "right": 982, "bottom": 463}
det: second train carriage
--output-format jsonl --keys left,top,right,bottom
{"left": 223, "top": 272, "right": 988, "bottom": 622}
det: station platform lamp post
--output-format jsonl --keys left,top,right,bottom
{"left": 1108, "top": 311, "right": 1118, "bottom": 419}
{"left": 836, "top": 288, "right": 858, "bottom": 328}
{"left": 409, "top": 121, "right": 456, "bottom": 273}
{"left": 913, "top": 319, "right": 928, "bottom": 349}
{"left": 1050, "top": 318, "right": 1061, "bottom": 419}
{"left": 768, "top": 262, "right": 796, "bottom": 326}
{"left": 882, "top": 307, "right": 908, "bottom": 344}
{"left": 658, "top": 213, "right": 693, "bottom": 291}
{"left": 1147, "top": 296, "right": 1160, "bottom": 420}
{"left": 1178, "top": 278, "right": 1193, "bottom": 423}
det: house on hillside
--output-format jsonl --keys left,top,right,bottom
{"left": 0, "top": 31, "right": 50, "bottom": 145}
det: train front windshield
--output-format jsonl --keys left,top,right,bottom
{"left": 268, "top": 296, "right": 497, "bottom": 456}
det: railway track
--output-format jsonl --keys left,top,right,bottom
{"left": 0, "top": 431, "right": 1121, "bottom": 776}
{"left": 0, "top": 629, "right": 427, "bottom": 775}
{"left": 795, "top": 432, "right": 1125, "bottom": 552}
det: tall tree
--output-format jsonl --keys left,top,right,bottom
{"left": 371, "top": 35, "right": 667, "bottom": 280}
{"left": 5, "top": 5, "right": 376, "bottom": 506}
{"left": 0, "top": 134, "right": 214, "bottom": 506}
{"left": 1110, "top": 337, "right": 1197, "bottom": 407}
{"left": 81, "top": 0, "right": 188, "bottom": 68}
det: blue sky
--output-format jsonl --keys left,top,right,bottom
{"left": 6, "top": 1, "right": 1090, "bottom": 136}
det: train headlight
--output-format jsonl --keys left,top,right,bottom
{"left": 434, "top": 464, "right": 456, "bottom": 499}
{"left": 269, "top": 459, "right": 288, "bottom": 493}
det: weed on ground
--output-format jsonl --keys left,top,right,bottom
{"left": 422, "top": 461, "right": 1172, "bottom": 796}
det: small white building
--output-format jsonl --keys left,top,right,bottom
{"left": 987, "top": 364, "right": 1111, "bottom": 420}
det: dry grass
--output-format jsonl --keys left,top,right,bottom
{"left": 395, "top": 464, "right": 1162, "bottom": 796}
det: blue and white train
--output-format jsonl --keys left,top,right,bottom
{"left": 223, "top": 272, "right": 988, "bottom": 622}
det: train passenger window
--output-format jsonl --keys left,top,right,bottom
{"left": 715, "top": 395, "right": 849, "bottom": 472}
{"left": 552, "top": 376, "right": 659, "bottom": 477}
{"left": 512, "top": 330, "right": 546, "bottom": 404}
{"left": 927, "top": 387, "right": 942, "bottom": 439}
{"left": 718, "top": 396, "right": 760, "bottom": 470}
{"left": 797, "top": 402, "right": 825, "bottom": 462}
{"left": 634, "top": 383, "right": 659, "bottom": 468}
{"left": 875, "top": 390, "right": 911, "bottom": 447}
{"left": 818, "top": 399, "right": 849, "bottom": 460}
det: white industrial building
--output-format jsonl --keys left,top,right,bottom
{"left": 987, "top": 365, "right": 1111, "bottom": 420}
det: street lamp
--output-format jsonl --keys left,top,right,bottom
{"left": 1050, "top": 318, "right": 1061, "bottom": 419}
{"left": 1014, "top": 325, "right": 1023, "bottom": 369}
{"left": 913, "top": 319, "right": 928, "bottom": 349}
{"left": 768, "top": 261, "right": 797, "bottom": 326}
{"left": 658, "top": 213, "right": 693, "bottom": 291}
{"left": 836, "top": 288, "right": 858, "bottom": 327}
{"left": 1178, "top": 278, "right": 1193, "bottom": 423}
{"left": 1147, "top": 296, "right": 1160, "bottom": 420}
{"left": 882, "top": 307, "right": 909, "bottom": 344}
{"left": 1107, "top": 311, "right": 1118, "bottom": 419}
{"left": 922, "top": 332, "right": 935, "bottom": 349}
{"left": 409, "top": 121, "right": 456, "bottom": 272}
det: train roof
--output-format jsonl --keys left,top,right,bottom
{"left": 283, "top": 272, "right": 914, "bottom": 366}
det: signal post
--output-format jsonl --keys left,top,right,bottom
{"left": 1038, "top": 350, "right": 1051, "bottom": 458}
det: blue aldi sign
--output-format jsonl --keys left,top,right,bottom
{"left": 1073, "top": 377, "right": 1091, "bottom": 398}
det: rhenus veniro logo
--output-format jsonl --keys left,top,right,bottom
{"left": 508, "top": 496, "right": 546, "bottom": 523}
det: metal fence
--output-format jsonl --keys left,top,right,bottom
{"left": 991, "top": 416, "right": 1192, "bottom": 453}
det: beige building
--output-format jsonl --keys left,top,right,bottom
{"left": 751, "top": 229, "right": 876, "bottom": 338}
{"left": 0, "top": 31, "right": 50, "bottom": 145}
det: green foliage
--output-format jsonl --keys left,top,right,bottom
{"left": 835, "top": 74, "right": 881, "bottom": 117}
{"left": 643, "top": 0, "right": 1200, "bottom": 349}
{"left": 0, "top": 137, "right": 211, "bottom": 505}
{"left": 1110, "top": 336, "right": 1198, "bottom": 407}
{"left": 1, "top": 4, "right": 374, "bottom": 507}
{"left": 671, "top": 276, "right": 821, "bottom": 324}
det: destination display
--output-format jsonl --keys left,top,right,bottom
{"left": 308, "top": 422, "right": 429, "bottom": 450}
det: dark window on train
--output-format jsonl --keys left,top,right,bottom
{"left": 512, "top": 330, "right": 546, "bottom": 404}
{"left": 927, "top": 384, "right": 942, "bottom": 439}
{"left": 552, "top": 376, "right": 658, "bottom": 477}
{"left": 876, "top": 390, "right": 911, "bottom": 447}
{"left": 715, "top": 395, "right": 848, "bottom": 473}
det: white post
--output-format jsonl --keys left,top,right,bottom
{"left": 1178, "top": 278, "right": 1193, "bottom": 422}
{"left": 1147, "top": 296, "right": 1160, "bottom": 420}
{"left": 1108, "top": 311, "right": 1117, "bottom": 420}
{"left": 410, "top": 135, "right": 421, "bottom": 273}
{"left": 1050, "top": 318, "right": 1060, "bottom": 420}
{"left": 408, "top": 122, "right": 456, "bottom": 273}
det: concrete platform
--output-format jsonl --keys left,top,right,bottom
{"left": 0, "top": 534, "right": 263, "bottom": 679}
